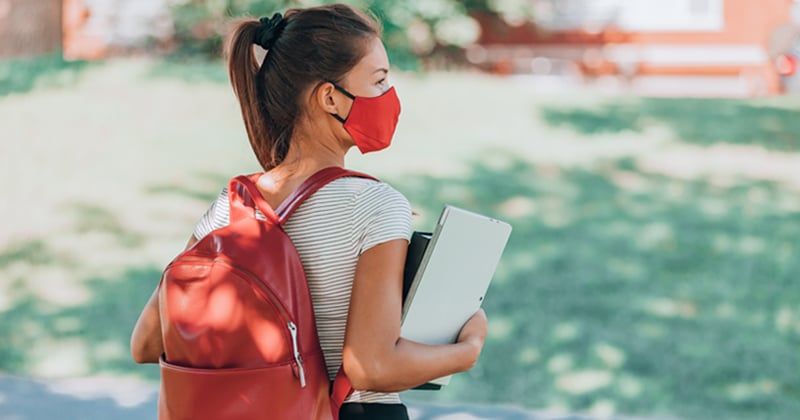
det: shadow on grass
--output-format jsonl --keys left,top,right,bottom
{"left": 0, "top": 200, "right": 166, "bottom": 380}
{"left": 395, "top": 154, "right": 800, "bottom": 420}
{"left": 0, "top": 54, "right": 96, "bottom": 96}
{"left": 2, "top": 156, "right": 799, "bottom": 419}
{"left": 67, "top": 203, "right": 147, "bottom": 248}
{"left": 0, "top": 243, "right": 162, "bottom": 382}
{"left": 0, "top": 240, "right": 55, "bottom": 267}
{"left": 540, "top": 98, "right": 800, "bottom": 152}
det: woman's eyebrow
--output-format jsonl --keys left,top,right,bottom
{"left": 372, "top": 68, "right": 389, "bottom": 75}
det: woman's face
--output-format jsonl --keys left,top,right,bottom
{"left": 311, "top": 36, "right": 395, "bottom": 149}
{"left": 339, "top": 37, "right": 391, "bottom": 98}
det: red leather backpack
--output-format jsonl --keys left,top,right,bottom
{"left": 158, "top": 167, "right": 373, "bottom": 419}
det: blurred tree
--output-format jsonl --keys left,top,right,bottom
{"left": 169, "top": 0, "right": 534, "bottom": 69}
{"left": 0, "top": 0, "right": 63, "bottom": 58}
{"left": 170, "top": 0, "right": 292, "bottom": 58}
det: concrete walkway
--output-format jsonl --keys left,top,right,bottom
{"left": 0, "top": 375, "right": 644, "bottom": 420}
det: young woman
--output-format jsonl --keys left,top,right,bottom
{"left": 130, "top": 4, "right": 488, "bottom": 419}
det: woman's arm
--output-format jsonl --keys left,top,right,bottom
{"left": 130, "top": 236, "right": 198, "bottom": 363}
{"left": 130, "top": 286, "right": 162, "bottom": 363}
{"left": 342, "top": 239, "right": 488, "bottom": 392}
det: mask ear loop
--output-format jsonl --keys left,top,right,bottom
{"left": 329, "top": 82, "right": 356, "bottom": 123}
{"left": 332, "top": 83, "right": 356, "bottom": 99}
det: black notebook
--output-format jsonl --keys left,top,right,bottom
{"left": 403, "top": 231, "right": 432, "bottom": 306}
{"left": 401, "top": 231, "right": 440, "bottom": 390}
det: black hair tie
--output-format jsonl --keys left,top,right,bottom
{"left": 254, "top": 13, "right": 287, "bottom": 50}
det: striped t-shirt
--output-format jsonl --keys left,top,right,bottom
{"left": 193, "top": 175, "right": 412, "bottom": 404}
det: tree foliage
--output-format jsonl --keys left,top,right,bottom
{"left": 169, "top": 0, "right": 531, "bottom": 69}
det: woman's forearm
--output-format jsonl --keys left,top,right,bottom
{"left": 374, "top": 337, "right": 481, "bottom": 392}
{"left": 343, "top": 335, "right": 482, "bottom": 392}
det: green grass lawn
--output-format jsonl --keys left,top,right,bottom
{"left": 1, "top": 57, "right": 799, "bottom": 419}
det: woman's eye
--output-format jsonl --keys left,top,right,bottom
{"left": 376, "top": 78, "right": 387, "bottom": 87}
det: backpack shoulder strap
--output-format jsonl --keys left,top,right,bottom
{"left": 330, "top": 367, "right": 354, "bottom": 417}
{"left": 228, "top": 175, "right": 280, "bottom": 224}
{"left": 276, "top": 166, "right": 377, "bottom": 224}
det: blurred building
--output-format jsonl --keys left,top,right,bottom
{"left": 5, "top": 0, "right": 798, "bottom": 96}
{"left": 62, "top": 0, "right": 173, "bottom": 60}
{"left": 0, "top": 0, "right": 173, "bottom": 60}
{"left": 469, "top": 0, "right": 799, "bottom": 96}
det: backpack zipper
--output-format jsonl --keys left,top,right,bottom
{"left": 169, "top": 256, "right": 307, "bottom": 387}
{"left": 288, "top": 321, "right": 306, "bottom": 387}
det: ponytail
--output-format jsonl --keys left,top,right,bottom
{"left": 226, "top": 20, "right": 276, "bottom": 169}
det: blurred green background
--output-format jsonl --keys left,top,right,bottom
{"left": 2, "top": 1, "right": 800, "bottom": 419}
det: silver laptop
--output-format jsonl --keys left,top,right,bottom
{"left": 400, "top": 205, "right": 512, "bottom": 387}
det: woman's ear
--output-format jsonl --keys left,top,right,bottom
{"left": 315, "top": 82, "right": 340, "bottom": 115}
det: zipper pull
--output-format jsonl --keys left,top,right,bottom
{"left": 288, "top": 322, "right": 306, "bottom": 388}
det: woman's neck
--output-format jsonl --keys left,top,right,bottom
{"left": 276, "top": 138, "right": 345, "bottom": 175}
{"left": 258, "top": 123, "right": 348, "bottom": 197}
{"left": 285, "top": 115, "right": 347, "bottom": 168}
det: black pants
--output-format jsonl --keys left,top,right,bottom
{"left": 340, "top": 403, "right": 409, "bottom": 420}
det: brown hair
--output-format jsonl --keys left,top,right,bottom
{"left": 226, "top": 4, "right": 381, "bottom": 170}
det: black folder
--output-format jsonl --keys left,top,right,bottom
{"left": 403, "top": 231, "right": 432, "bottom": 306}
{"left": 402, "top": 231, "right": 442, "bottom": 390}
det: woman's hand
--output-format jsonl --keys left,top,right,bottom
{"left": 456, "top": 309, "right": 488, "bottom": 369}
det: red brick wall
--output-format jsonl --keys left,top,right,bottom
{"left": 473, "top": 0, "right": 795, "bottom": 94}
{"left": 476, "top": 0, "right": 793, "bottom": 46}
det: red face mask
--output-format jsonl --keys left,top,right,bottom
{"left": 331, "top": 84, "right": 401, "bottom": 154}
